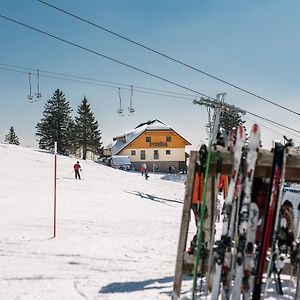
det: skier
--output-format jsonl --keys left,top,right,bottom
{"left": 140, "top": 164, "right": 145, "bottom": 176}
{"left": 74, "top": 161, "right": 82, "bottom": 180}
{"left": 144, "top": 168, "right": 149, "bottom": 180}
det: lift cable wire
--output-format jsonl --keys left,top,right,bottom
{"left": 246, "top": 110, "right": 300, "bottom": 135}
{"left": 0, "top": 65, "right": 195, "bottom": 101}
{"left": 36, "top": 0, "right": 300, "bottom": 116}
{"left": 1, "top": 65, "right": 299, "bottom": 139}
{"left": 244, "top": 115, "right": 300, "bottom": 142}
{"left": 0, "top": 13, "right": 212, "bottom": 99}
{"left": 0, "top": 63, "right": 196, "bottom": 99}
{"left": 0, "top": 15, "right": 299, "bottom": 135}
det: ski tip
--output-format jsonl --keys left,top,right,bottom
{"left": 238, "top": 124, "right": 245, "bottom": 138}
{"left": 252, "top": 123, "right": 259, "bottom": 134}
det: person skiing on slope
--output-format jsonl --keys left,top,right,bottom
{"left": 140, "top": 164, "right": 145, "bottom": 176}
{"left": 74, "top": 161, "right": 82, "bottom": 180}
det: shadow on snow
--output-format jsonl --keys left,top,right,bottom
{"left": 125, "top": 191, "right": 183, "bottom": 206}
{"left": 99, "top": 276, "right": 190, "bottom": 296}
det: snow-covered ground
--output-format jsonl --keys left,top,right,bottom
{"left": 0, "top": 143, "right": 298, "bottom": 299}
{"left": 0, "top": 143, "right": 190, "bottom": 300}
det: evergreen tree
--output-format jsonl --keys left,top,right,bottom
{"left": 36, "top": 89, "right": 73, "bottom": 155}
{"left": 219, "top": 109, "right": 245, "bottom": 134}
{"left": 75, "top": 96, "right": 102, "bottom": 160}
{"left": 67, "top": 119, "right": 79, "bottom": 155}
{"left": 5, "top": 126, "right": 20, "bottom": 145}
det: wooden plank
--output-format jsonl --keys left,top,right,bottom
{"left": 172, "top": 151, "right": 198, "bottom": 298}
{"left": 193, "top": 147, "right": 300, "bottom": 182}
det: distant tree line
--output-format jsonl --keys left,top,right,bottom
{"left": 36, "top": 89, "right": 102, "bottom": 159}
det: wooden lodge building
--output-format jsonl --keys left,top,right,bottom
{"left": 105, "top": 119, "right": 191, "bottom": 173}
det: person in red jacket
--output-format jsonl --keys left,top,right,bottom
{"left": 74, "top": 161, "right": 82, "bottom": 179}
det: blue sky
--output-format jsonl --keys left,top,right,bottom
{"left": 0, "top": 0, "right": 300, "bottom": 149}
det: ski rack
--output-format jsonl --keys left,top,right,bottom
{"left": 172, "top": 146, "right": 300, "bottom": 299}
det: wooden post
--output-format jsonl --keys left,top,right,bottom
{"left": 172, "top": 151, "right": 198, "bottom": 298}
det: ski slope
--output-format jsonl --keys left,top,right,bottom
{"left": 0, "top": 143, "right": 187, "bottom": 300}
{"left": 0, "top": 143, "right": 297, "bottom": 299}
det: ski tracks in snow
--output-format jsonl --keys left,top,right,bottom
{"left": 73, "top": 280, "right": 89, "bottom": 299}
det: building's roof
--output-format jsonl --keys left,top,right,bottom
{"left": 135, "top": 119, "right": 169, "bottom": 129}
{"left": 109, "top": 119, "right": 191, "bottom": 155}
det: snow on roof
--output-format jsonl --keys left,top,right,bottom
{"left": 135, "top": 119, "right": 169, "bottom": 129}
{"left": 105, "top": 140, "right": 117, "bottom": 150}
{"left": 110, "top": 119, "right": 189, "bottom": 155}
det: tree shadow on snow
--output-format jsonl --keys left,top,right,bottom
{"left": 125, "top": 191, "right": 183, "bottom": 206}
{"left": 99, "top": 275, "right": 190, "bottom": 296}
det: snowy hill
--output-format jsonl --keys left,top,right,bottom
{"left": 0, "top": 143, "right": 187, "bottom": 300}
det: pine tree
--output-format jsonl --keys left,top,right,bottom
{"left": 5, "top": 126, "right": 20, "bottom": 145}
{"left": 219, "top": 109, "right": 245, "bottom": 133}
{"left": 75, "top": 96, "right": 102, "bottom": 160}
{"left": 36, "top": 89, "right": 73, "bottom": 155}
{"left": 67, "top": 119, "right": 79, "bottom": 155}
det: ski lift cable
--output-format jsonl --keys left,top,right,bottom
{"left": 0, "top": 14, "right": 215, "bottom": 99}
{"left": 244, "top": 115, "right": 300, "bottom": 143}
{"left": 0, "top": 63, "right": 199, "bottom": 98}
{"left": 0, "top": 63, "right": 199, "bottom": 99}
{"left": 246, "top": 111, "right": 300, "bottom": 135}
{"left": 37, "top": 72, "right": 196, "bottom": 100}
{"left": 36, "top": 0, "right": 300, "bottom": 117}
{"left": 0, "top": 64, "right": 299, "bottom": 137}
{"left": 0, "top": 65, "right": 210, "bottom": 102}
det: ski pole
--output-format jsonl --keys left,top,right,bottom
{"left": 206, "top": 150, "right": 222, "bottom": 294}
{"left": 192, "top": 144, "right": 211, "bottom": 299}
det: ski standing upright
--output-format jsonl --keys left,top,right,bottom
{"left": 231, "top": 123, "right": 261, "bottom": 299}
{"left": 211, "top": 125, "right": 246, "bottom": 300}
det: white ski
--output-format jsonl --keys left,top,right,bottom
{"left": 211, "top": 125, "right": 246, "bottom": 300}
{"left": 242, "top": 202, "right": 259, "bottom": 300}
{"left": 231, "top": 124, "right": 261, "bottom": 300}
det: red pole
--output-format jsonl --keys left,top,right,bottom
{"left": 53, "top": 142, "right": 57, "bottom": 238}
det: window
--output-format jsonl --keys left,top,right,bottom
{"left": 166, "top": 150, "right": 171, "bottom": 155}
{"left": 166, "top": 136, "right": 171, "bottom": 142}
{"left": 154, "top": 150, "right": 159, "bottom": 159}
{"left": 131, "top": 150, "right": 136, "bottom": 156}
{"left": 146, "top": 137, "right": 151, "bottom": 142}
{"left": 141, "top": 150, "right": 146, "bottom": 160}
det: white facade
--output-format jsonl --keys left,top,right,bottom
{"left": 119, "top": 148, "right": 185, "bottom": 162}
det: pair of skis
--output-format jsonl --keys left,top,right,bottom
{"left": 231, "top": 124, "right": 261, "bottom": 300}
{"left": 252, "top": 142, "right": 287, "bottom": 299}
{"left": 211, "top": 123, "right": 261, "bottom": 300}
